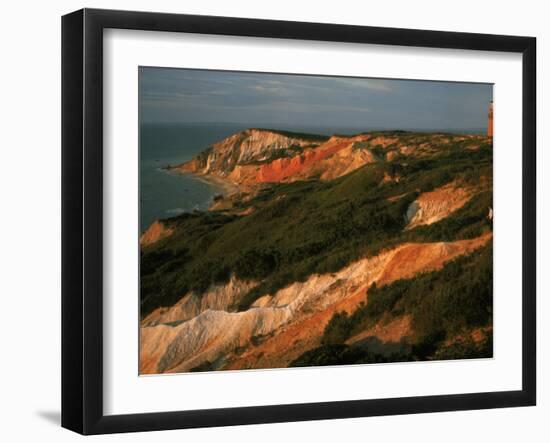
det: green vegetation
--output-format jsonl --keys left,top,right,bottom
{"left": 289, "top": 342, "right": 413, "bottom": 367}
{"left": 289, "top": 330, "right": 492, "bottom": 367}
{"left": 141, "top": 134, "right": 492, "bottom": 319}
{"left": 193, "top": 146, "right": 213, "bottom": 170}
{"left": 311, "top": 243, "right": 493, "bottom": 365}
{"left": 251, "top": 128, "right": 330, "bottom": 142}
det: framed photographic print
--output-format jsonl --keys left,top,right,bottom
{"left": 61, "top": 8, "right": 536, "bottom": 435}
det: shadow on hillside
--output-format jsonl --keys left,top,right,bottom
{"left": 350, "top": 336, "right": 412, "bottom": 357}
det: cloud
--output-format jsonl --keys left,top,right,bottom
{"left": 250, "top": 84, "right": 282, "bottom": 94}
{"left": 139, "top": 67, "right": 492, "bottom": 129}
{"left": 255, "top": 100, "right": 370, "bottom": 114}
{"left": 329, "top": 77, "right": 395, "bottom": 92}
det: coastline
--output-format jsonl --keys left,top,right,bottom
{"left": 189, "top": 172, "right": 241, "bottom": 197}
{"left": 142, "top": 165, "right": 241, "bottom": 234}
{"left": 164, "top": 158, "right": 242, "bottom": 196}
{"left": 164, "top": 163, "right": 244, "bottom": 208}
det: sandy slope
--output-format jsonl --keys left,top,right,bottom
{"left": 405, "top": 182, "right": 473, "bottom": 229}
{"left": 140, "top": 233, "right": 491, "bottom": 373}
{"left": 140, "top": 220, "right": 174, "bottom": 247}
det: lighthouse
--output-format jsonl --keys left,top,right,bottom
{"left": 487, "top": 101, "right": 493, "bottom": 137}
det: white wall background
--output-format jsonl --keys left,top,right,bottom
{"left": 0, "top": 0, "right": 546, "bottom": 441}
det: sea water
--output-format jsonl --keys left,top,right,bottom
{"left": 140, "top": 123, "right": 247, "bottom": 232}
{"left": 140, "top": 123, "right": 485, "bottom": 232}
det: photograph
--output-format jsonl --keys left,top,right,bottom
{"left": 138, "top": 68, "right": 494, "bottom": 374}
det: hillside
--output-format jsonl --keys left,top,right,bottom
{"left": 141, "top": 129, "right": 493, "bottom": 373}
{"left": 168, "top": 128, "right": 327, "bottom": 177}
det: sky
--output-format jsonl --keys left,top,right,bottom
{"left": 139, "top": 67, "right": 493, "bottom": 132}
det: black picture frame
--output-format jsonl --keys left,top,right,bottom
{"left": 62, "top": 8, "right": 537, "bottom": 435}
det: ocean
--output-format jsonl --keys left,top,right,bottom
{"left": 140, "top": 123, "right": 249, "bottom": 232}
{"left": 140, "top": 123, "right": 485, "bottom": 232}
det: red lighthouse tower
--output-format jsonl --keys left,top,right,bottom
{"left": 487, "top": 101, "right": 493, "bottom": 137}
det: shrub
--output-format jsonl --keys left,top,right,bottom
{"left": 140, "top": 133, "right": 493, "bottom": 317}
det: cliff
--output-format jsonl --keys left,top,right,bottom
{"left": 141, "top": 129, "right": 494, "bottom": 372}
{"left": 172, "top": 128, "right": 327, "bottom": 177}
{"left": 256, "top": 134, "right": 372, "bottom": 182}
{"left": 140, "top": 220, "right": 173, "bottom": 247}
{"left": 140, "top": 233, "right": 491, "bottom": 373}
{"left": 405, "top": 181, "right": 474, "bottom": 229}
{"left": 173, "top": 130, "right": 491, "bottom": 192}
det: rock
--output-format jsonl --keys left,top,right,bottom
{"left": 140, "top": 220, "right": 174, "bottom": 247}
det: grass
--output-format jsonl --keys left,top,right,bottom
{"left": 141, "top": 135, "right": 493, "bottom": 317}
{"left": 322, "top": 243, "right": 493, "bottom": 345}
{"left": 300, "top": 243, "right": 494, "bottom": 366}
{"left": 250, "top": 128, "right": 330, "bottom": 142}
